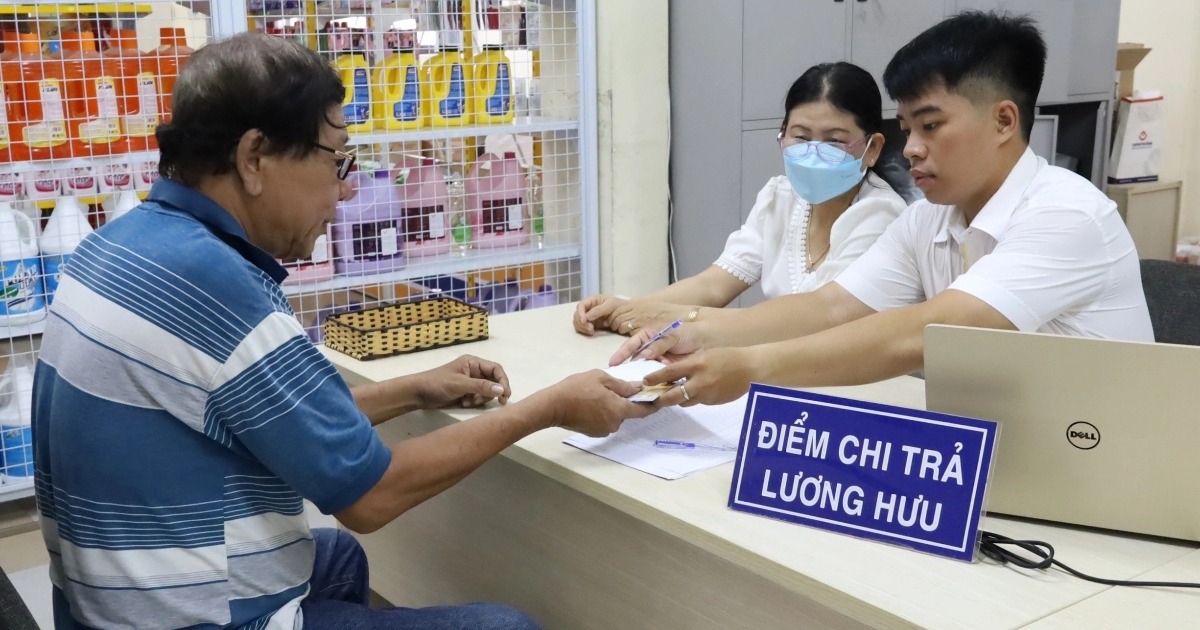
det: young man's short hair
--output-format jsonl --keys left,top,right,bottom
{"left": 882, "top": 10, "right": 1047, "bottom": 142}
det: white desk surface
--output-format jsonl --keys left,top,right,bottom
{"left": 320, "top": 303, "right": 1200, "bottom": 628}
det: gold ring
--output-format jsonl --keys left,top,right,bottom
{"left": 680, "top": 383, "right": 691, "bottom": 402}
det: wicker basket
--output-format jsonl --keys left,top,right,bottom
{"left": 323, "top": 297, "right": 489, "bottom": 360}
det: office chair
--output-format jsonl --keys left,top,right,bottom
{"left": 1140, "top": 259, "right": 1200, "bottom": 346}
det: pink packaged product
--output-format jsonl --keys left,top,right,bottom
{"left": 23, "top": 168, "right": 61, "bottom": 204}
{"left": 0, "top": 173, "right": 22, "bottom": 204}
{"left": 62, "top": 166, "right": 99, "bottom": 198}
{"left": 467, "top": 152, "right": 528, "bottom": 249}
{"left": 332, "top": 167, "right": 404, "bottom": 276}
{"left": 97, "top": 160, "right": 134, "bottom": 194}
{"left": 395, "top": 158, "right": 451, "bottom": 258}
{"left": 280, "top": 225, "right": 335, "bottom": 285}
{"left": 133, "top": 158, "right": 159, "bottom": 192}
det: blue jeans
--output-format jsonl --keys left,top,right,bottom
{"left": 301, "top": 528, "right": 541, "bottom": 629}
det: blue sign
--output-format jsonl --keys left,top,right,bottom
{"left": 728, "top": 384, "right": 997, "bottom": 562}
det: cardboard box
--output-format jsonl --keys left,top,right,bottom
{"left": 1116, "top": 43, "right": 1152, "bottom": 100}
{"left": 1109, "top": 92, "right": 1163, "bottom": 184}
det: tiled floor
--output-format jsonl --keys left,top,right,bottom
{"left": 0, "top": 500, "right": 340, "bottom": 629}
{"left": 0, "top": 498, "right": 50, "bottom": 628}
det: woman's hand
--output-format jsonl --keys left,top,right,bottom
{"left": 574, "top": 295, "right": 692, "bottom": 337}
{"left": 573, "top": 294, "right": 627, "bottom": 336}
{"left": 641, "top": 347, "right": 759, "bottom": 408}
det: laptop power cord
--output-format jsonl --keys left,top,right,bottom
{"left": 979, "top": 531, "right": 1200, "bottom": 589}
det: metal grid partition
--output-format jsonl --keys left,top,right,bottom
{"left": 0, "top": 0, "right": 596, "bottom": 502}
{"left": 227, "top": 0, "right": 594, "bottom": 348}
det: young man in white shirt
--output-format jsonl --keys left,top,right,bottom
{"left": 615, "top": 10, "right": 1153, "bottom": 407}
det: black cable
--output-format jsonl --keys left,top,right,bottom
{"left": 979, "top": 530, "right": 1200, "bottom": 589}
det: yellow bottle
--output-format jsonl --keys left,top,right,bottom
{"left": 334, "top": 52, "right": 372, "bottom": 132}
{"left": 372, "top": 50, "right": 424, "bottom": 130}
{"left": 470, "top": 47, "right": 514, "bottom": 125}
{"left": 423, "top": 49, "right": 470, "bottom": 127}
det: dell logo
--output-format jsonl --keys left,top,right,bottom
{"left": 1066, "top": 421, "right": 1100, "bottom": 450}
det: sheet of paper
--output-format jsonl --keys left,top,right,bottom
{"left": 564, "top": 360, "right": 747, "bottom": 480}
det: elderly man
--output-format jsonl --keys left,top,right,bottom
{"left": 33, "top": 32, "right": 650, "bottom": 629}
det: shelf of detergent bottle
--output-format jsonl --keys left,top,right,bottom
{"left": 0, "top": 2, "right": 154, "bottom": 17}
{"left": 1, "top": 149, "right": 159, "bottom": 176}
{"left": 248, "top": 1, "right": 372, "bottom": 17}
{"left": 0, "top": 317, "right": 43, "bottom": 341}
{"left": 346, "top": 116, "right": 577, "bottom": 146}
{"left": 282, "top": 241, "right": 580, "bottom": 296}
{"left": 0, "top": 476, "right": 33, "bottom": 500}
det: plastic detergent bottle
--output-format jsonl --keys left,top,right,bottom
{"left": 41, "top": 195, "right": 94, "bottom": 303}
{"left": 0, "top": 32, "right": 28, "bottom": 168}
{"left": 155, "top": 27, "right": 192, "bottom": 123}
{"left": 446, "top": 170, "right": 470, "bottom": 254}
{"left": 395, "top": 158, "right": 451, "bottom": 258}
{"left": 331, "top": 164, "right": 404, "bottom": 276}
{"left": 372, "top": 46, "right": 422, "bottom": 130}
{"left": 61, "top": 30, "right": 124, "bottom": 157}
{"left": 105, "top": 189, "right": 140, "bottom": 224}
{"left": 423, "top": 29, "right": 469, "bottom": 127}
{"left": 0, "top": 354, "right": 36, "bottom": 477}
{"left": 17, "top": 36, "right": 70, "bottom": 161}
{"left": 279, "top": 227, "right": 334, "bottom": 285}
{"left": 0, "top": 202, "right": 45, "bottom": 325}
{"left": 330, "top": 28, "right": 372, "bottom": 134}
{"left": 467, "top": 152, "right": 528, "bottom": 248}
{"left": 470, "top": 46, "right": 513, "bottom": 124}
{"left": 105, "top": 29, "right": 158, "bottom": 151}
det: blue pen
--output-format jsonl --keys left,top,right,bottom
{"left": 654, "top": 439, "right": 736, "bottom": 452}
{"left": 626, "top": 319, "right": 683, "bottom": 363}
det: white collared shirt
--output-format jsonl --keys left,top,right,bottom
{"left": 836, "top": 148, "right": 1153, "bottom": 341}
{"left": 714, "top": 173, "right": 905, "bottom": 298}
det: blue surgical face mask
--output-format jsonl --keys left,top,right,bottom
{"left": 782, "top": 138, "right": 872, "bottom": 204}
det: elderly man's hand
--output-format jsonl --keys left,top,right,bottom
{"left": 531, "top": 370, "right": 659, "bottom": 437}
{"left": 416, "top": 355, "right": 512, "bottom": 409}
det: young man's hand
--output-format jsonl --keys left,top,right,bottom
{"left": 640, "top": 347, "right": 759, "bottom": 408}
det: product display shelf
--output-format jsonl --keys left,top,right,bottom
{"left": 0, "top": 320, "right": 46, "bottom": 343}
{"left": 4, "top": 150, "right": 161, "bottom": 176}
{"left": 0, "top": 477, "right": 34, "bottom": 501}
{"left": 0, "top": 2, "right": 154, "bottom": 16}
{"left": 347, "top": 117, "right": 578, "bottom": 146}
{"left": 283, "top": 242, "right": 579, "bottom": 295}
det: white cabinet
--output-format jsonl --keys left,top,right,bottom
{"left": 741, "top": 1, "right": 845, "bottom": 123}
{"left": 742, "top": 1, "right": 948, "bottom": 122}
{"left": 849, "top": 1, "right": 948, "bottom": 111}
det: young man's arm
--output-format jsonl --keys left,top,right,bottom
{"left": 610, "top": 281, "right": 875, "bottom": 364}
{"left": 642, "top": 289, "right": 1015, "bottom": 407}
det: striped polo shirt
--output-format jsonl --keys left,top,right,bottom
{"left": 32, "top": 179, "right": 391, "bottom": 629}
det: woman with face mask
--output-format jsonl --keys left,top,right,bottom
{"left": 575, "top": 62, "right": 907, "bottom": 337}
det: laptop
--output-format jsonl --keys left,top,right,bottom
{"left": 923, "top": 324, "right": 1200, "bottom": 541}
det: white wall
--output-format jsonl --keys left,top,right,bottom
{"left": 595, "top": 1, "right": 670, "bottom": 295}
{"left": 1118, "top": 0, "right": 1200, "bottom": 239}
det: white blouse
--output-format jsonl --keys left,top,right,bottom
{"left": 714, "top": 172, "right": 906, "bottom": 299}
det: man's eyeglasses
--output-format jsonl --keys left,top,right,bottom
{"left": 314, "top": 143, "right": 357, "bottom": 180}
{"left": 777, "top": 133, "right": 868, "bottom": 164}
